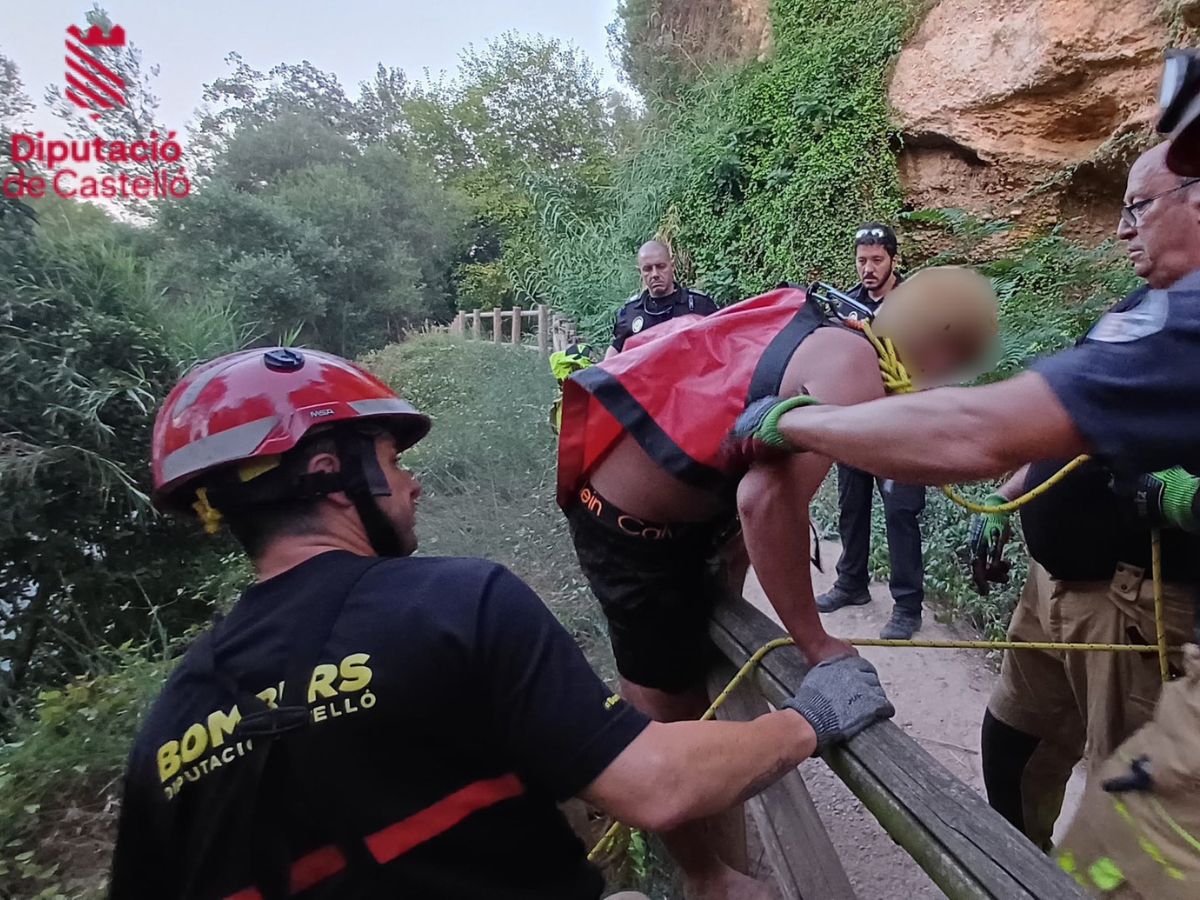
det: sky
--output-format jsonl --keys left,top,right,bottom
{"left": 3, "top": 0, "right": 625, "bottom": 138}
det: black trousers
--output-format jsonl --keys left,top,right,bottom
{"left": 833, "top": 463, "right": 926, "bottom": 612}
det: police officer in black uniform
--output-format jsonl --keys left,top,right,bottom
{"left": 968, "top": 284, "right": 1200, "bottom": 851}
{"left": 818, "top": 224, "right": 928, "bottom": 641}
{"left": 607, "top": 240, "right": 718, "bottom": 357}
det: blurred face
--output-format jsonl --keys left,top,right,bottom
{"left": 372, "top": 433, "right": 422, "bottom": 556}
{"left": 855, "top": 244, "right": 895, "bottom": 295}
{"left": 1118, "top": 144, "right": 1200, "bottom": 288}
{"left": 900, "top": 327, "right": 993, "bottom": 387}
{"left": 638, "top": 246, "right": 675, "bottom": 297}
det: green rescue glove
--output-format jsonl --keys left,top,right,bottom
{"left": 783, "top": 656, "right": 895, "bottom": 752}
{"left": 721, "top": 394, "right": 820, "bottom": 470}
{"left": 1134, "top": 467, "right": 1200, "bottom": 533}
{"left": 966, "top": 493, "right": 1012, "bottom": 596}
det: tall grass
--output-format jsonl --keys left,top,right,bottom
{"left": 361, "top": 335, "right": 614, "bottom": 674}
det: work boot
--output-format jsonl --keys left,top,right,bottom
{"left": 880, "top": 607, "right": 922, "bottom": 640}
{"left": 816, "top": 585, "right": 872, "bottom": 613}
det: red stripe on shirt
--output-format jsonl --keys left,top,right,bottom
{"left": 289, "top": 844, "right": 347, "bottom": 893}
{"left": 365, "top": 773, "right": 526, "bottom": 864}
{"left": 223, "top": 774, "right": 523, "bottom": 898}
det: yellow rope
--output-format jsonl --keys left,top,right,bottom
{"left": 1151, "top": 527, "right": 1170, "bottom": 683}
{"left": 585, "top": 628, "right": 1182, "bottom": 862}
{"left": 587, "top": 637, "right": 794, "bottom": 862}
{"left": 940, "top": 456, "right": 1092, "bottom": 515}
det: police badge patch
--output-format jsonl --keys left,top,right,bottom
{"left": 631, "top": 315, "right": 645, "bottom": 333}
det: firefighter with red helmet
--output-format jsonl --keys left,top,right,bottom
{"left": 109, "top": 346, "right": 896, "bottom": 900}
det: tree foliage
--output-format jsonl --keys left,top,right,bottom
{"left": 522, "top": 0, "right": 921, "bottom": 337}
{"left": 0, "top": 208, "right": 243, "bottom": 713}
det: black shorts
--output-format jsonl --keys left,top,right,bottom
{"left": 566, "top": 485, "right": 733, "bottom": 693}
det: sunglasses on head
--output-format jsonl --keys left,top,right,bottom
{"left": 856, "top": 227, "right": 888, "bottom": 239}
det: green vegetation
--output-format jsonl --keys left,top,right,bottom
{"left": 526, "top": 0, "right": 922, "bottom": 338}
{"left": 0, "top": 0, "right": 1159, "bottom": 896}
{"left": 362, "top": 336, "right": 612, "bottom": 671}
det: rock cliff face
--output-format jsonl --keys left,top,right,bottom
{"left": 889, "top": 0, "right": 1168, "bottom": 240}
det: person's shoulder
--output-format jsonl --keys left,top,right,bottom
{"left": 125, "top": 628, "right": 222, "bottom": 758}
{"left": 618, "top": 293, "right": 643, "bottom": 311}
{"left": 1108, "top": 284, "right": 1152, "bottom": 314}
{"left": 364, "top": 555, "right": 511, "bottom": 596}
{"left": 687, "top": 289, "right": 719, "bottom": 314}
{"left": 806, "top": 323, "right": 876, "bottom": 363}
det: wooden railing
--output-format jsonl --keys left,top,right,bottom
{"left": 449, "top": 305, "right": 578, "bottom": 355}
{"left": 710, "top": 597, "right": 1089, "bottom": 900}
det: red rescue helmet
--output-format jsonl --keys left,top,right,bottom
{"left": 152, "top": 347, "right": 430, "bottom": 513}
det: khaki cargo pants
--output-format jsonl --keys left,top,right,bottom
{"left": 1056, "top": 645, "right": 1200, "bottom": 898}
{"left": 987, "top": 559, "right": 1196, "bottom": 849}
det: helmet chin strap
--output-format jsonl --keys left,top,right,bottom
{"left": 333, "top": 429, "right": 406, "bottom": 558}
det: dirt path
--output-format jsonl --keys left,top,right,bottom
{"left": 743, "top": 541, "right": 1082, "bottom": 899}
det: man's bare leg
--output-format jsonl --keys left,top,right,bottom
{"left": 738, "top": 458, "right": 854, "bottom": 663}
{"left": 619, "top": 678, "right": 770, "bottom": 900}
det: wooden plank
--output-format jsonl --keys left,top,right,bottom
{"left": 471, "top": 309, "right": 481, "bottom": 340}
{"left": 709, "top": 598, "right": 1088, "bottom": 900}
{"left": 709, "top": 664, "right": 855, "bottom": 900}
{"left": 511, "top": 305, "right": 522, "bottom": 344}
{"left": 492, "top": 307, "right": 503, "bottom": 344}
{"left": 537, "top": 304, "right": 549, "bottom": 356}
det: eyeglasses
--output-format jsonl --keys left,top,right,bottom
{"left": 856, "top": 227, "right": 888, "bottom": 239}
{"left": 1120, "top": 179, "right": 1200, "bottom": 227}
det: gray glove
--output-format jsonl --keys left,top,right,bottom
{"left": 784, "top": 656, "right": 895, "bottom": 752}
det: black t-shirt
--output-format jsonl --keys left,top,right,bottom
{"left": 1020, "top": 457, "right": 1200, "bottom": 582}
{"left": 109, "top": 552, "right": 649, "bottom": 900}
{"left": 836, "top": 272, "right": 905, "bottom": 327}
{"left": 611, "top": 284, "right": 718, "bottom": 351}
{"left": 1033, "top": 274, "right": 1200, "bottom": 473}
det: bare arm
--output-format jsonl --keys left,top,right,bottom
{"left": 777, "top": 371, "right": 1088, "bottom": 484}
{"left": 580, "top": 712, "right": 816, "bottom": 832}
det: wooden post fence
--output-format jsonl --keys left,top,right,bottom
{"left": 537, "top": 304, "right": 549, "bottom": 356}
{"left": 451, "top": 305, "right": 565, "bottom": 357}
